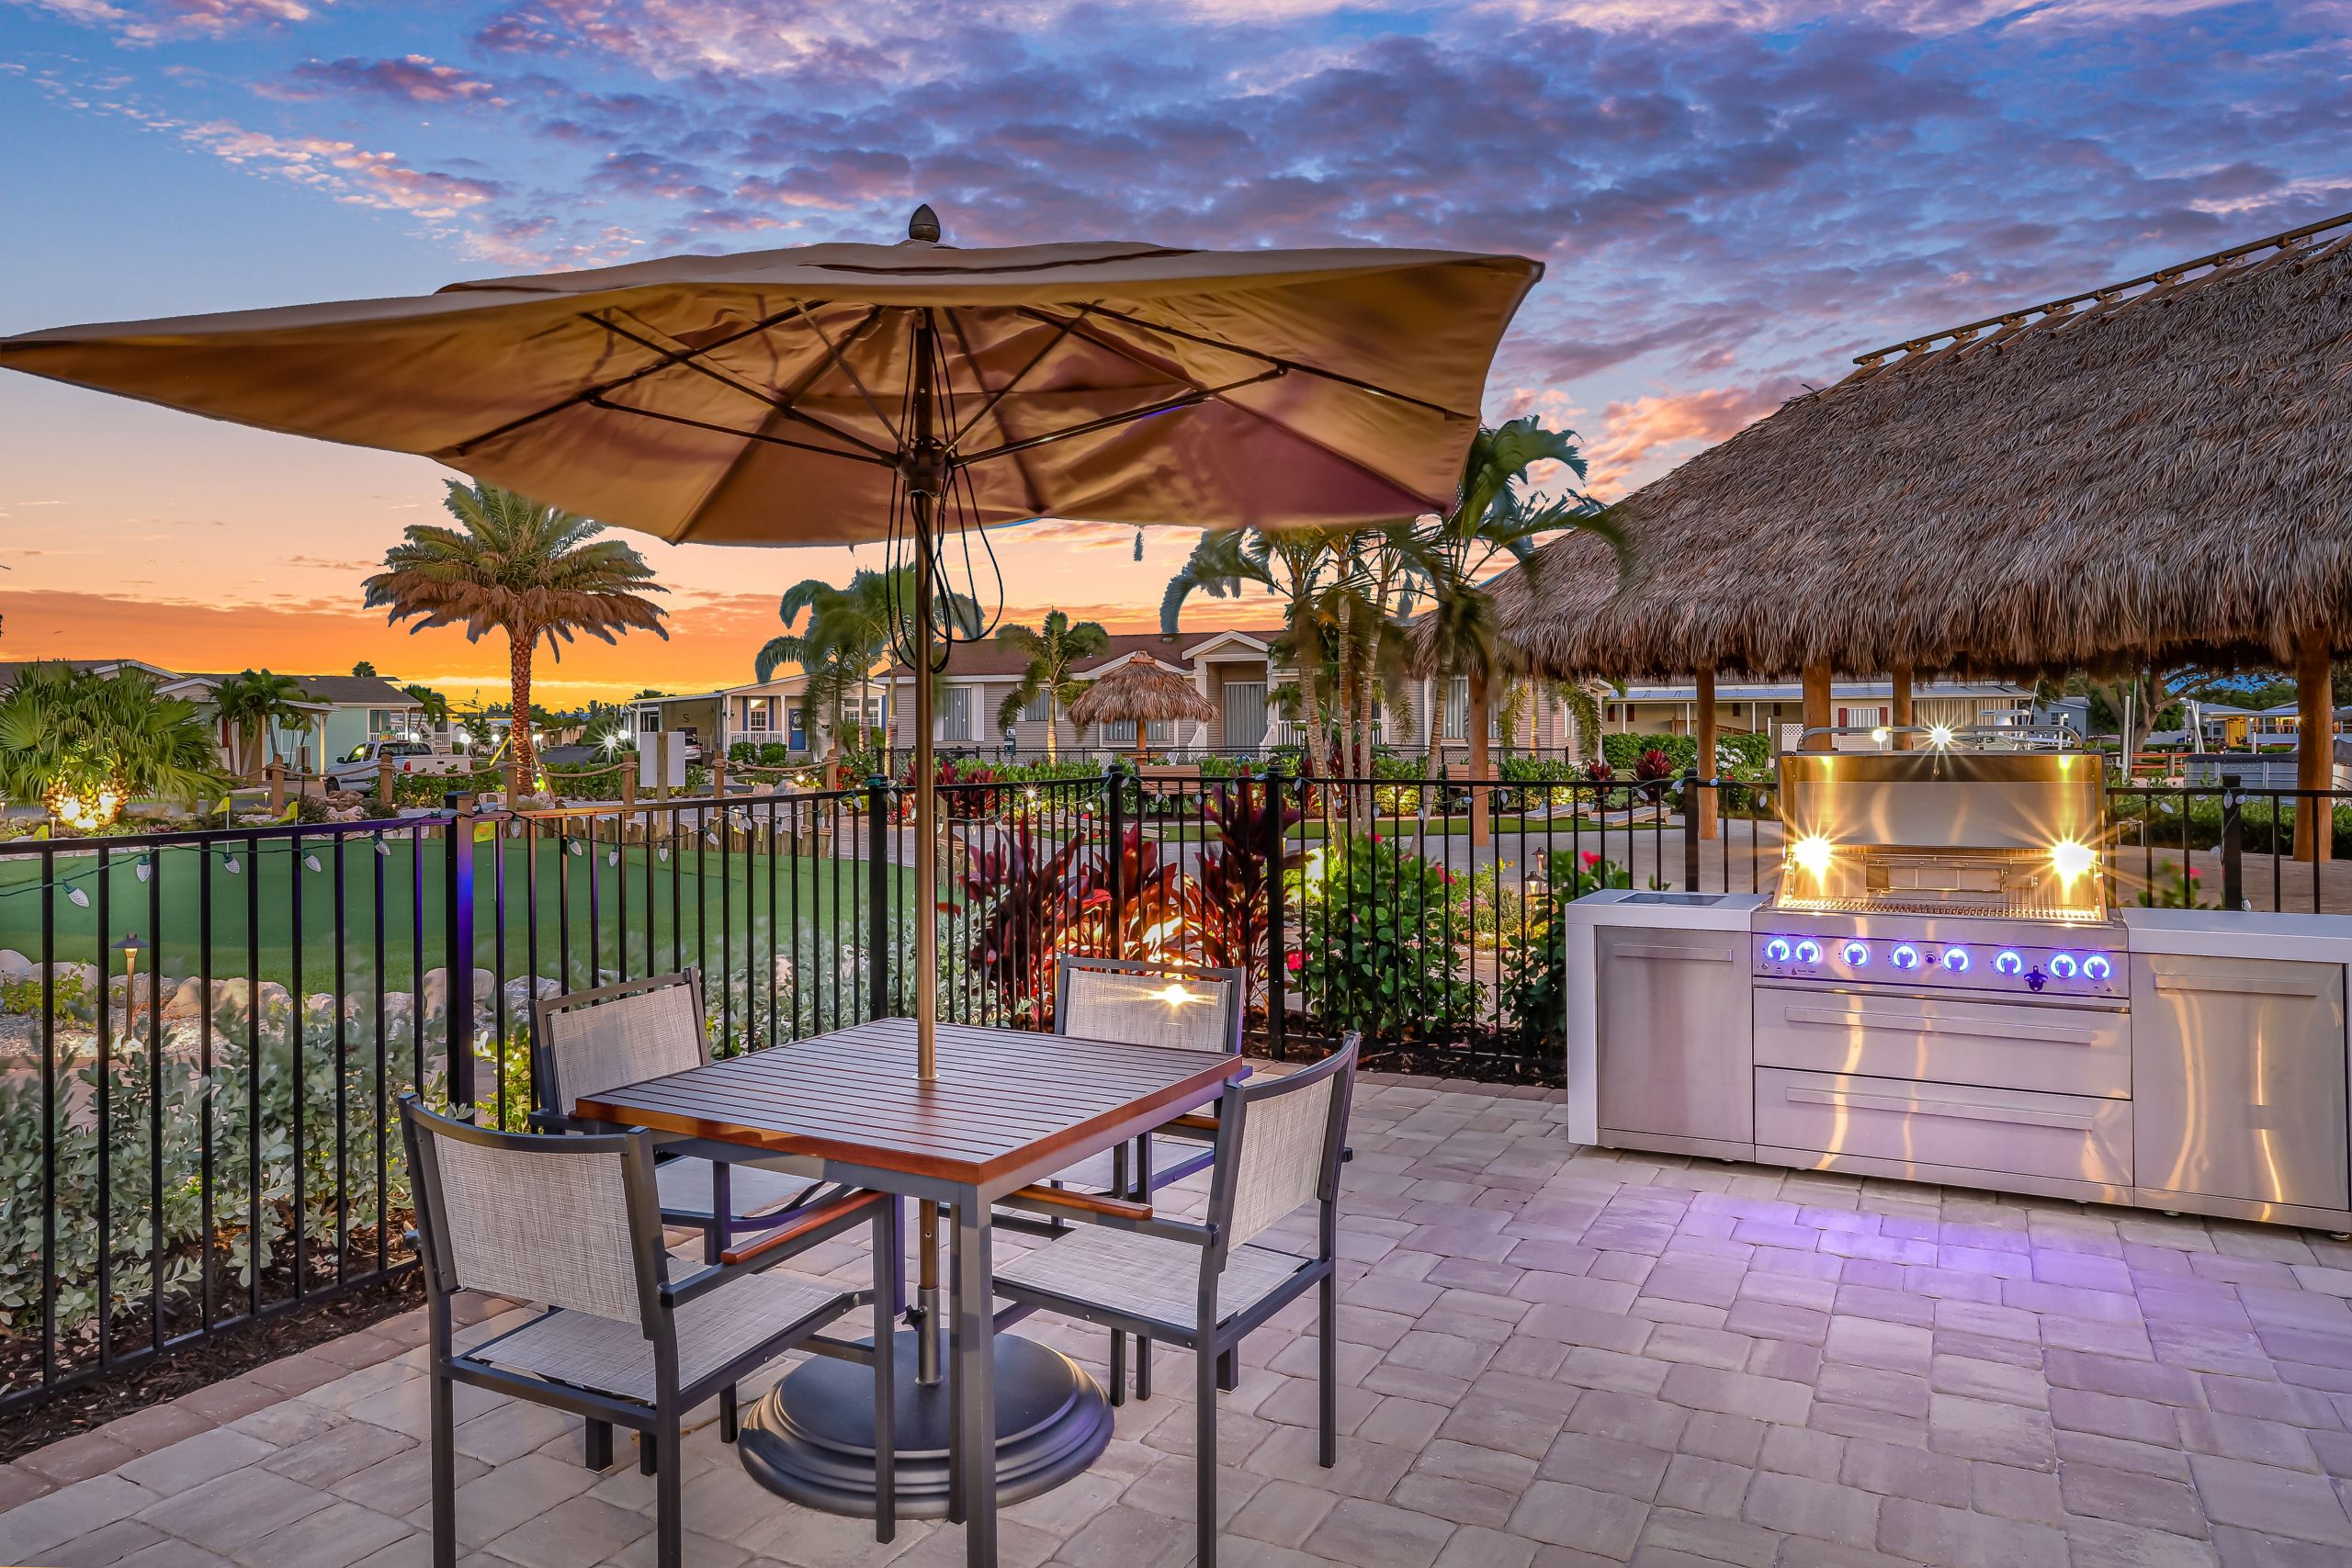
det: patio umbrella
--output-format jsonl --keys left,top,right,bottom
{"left": 2, "top": 204, "right": 1539, "bottom": 1513}
{"left": 1064, "top": 658, "right": 1216, "bottom": 766}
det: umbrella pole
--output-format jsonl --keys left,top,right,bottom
{"left": 911, "top": 310, "right": 944, "bottom": 1387}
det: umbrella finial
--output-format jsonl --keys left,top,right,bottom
{"left": 908, "top": 204, "right": 942, "bottom": 243}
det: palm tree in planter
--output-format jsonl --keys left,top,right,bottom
{"left": 366, "top": 481, "right": 667, "bottom": 786}
{"left": 212, "top": 669, "right": 311, "bottom": 779}
{"left": 995, "top": 611, "right": 1109, "bottom": 761}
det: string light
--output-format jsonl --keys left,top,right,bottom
{"left": 134, "top": 855, "right": 153, "bottom": 884}
{"left": 65, "top": 886, "right": 88, "bottom": 908}
{"left": 374, "top": 834, "right": 391, "bottom": 858}
{"left": 303, "top": 853, "right": 322, "bottom": 873}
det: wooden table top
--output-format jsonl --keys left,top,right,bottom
{"left": 573, "top": 1016, "right": 1247, "bottom": 1186}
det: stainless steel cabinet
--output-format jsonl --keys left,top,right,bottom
{"left": 1597, "top": 926, "right": 1753, "bottom": 1149}
{"left": 2132, "top": 953, "right": 2349, "bottom": 1211}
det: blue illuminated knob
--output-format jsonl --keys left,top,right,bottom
{"left": 1890, "top": 943, "right": 1920, "bottom": 970}
{"left": 1994, "top": 950, "right": 2026, "bottom": 976}
{"left": 1794, "top": 939, "right": 1823, "bottom": 964}
{"left": 2083, "top": 953, "right": 2112, "bottom": 982}
{"left": 1840, "top": 941, "right": 1871, "bottom": 967}
{"left": 1764, "top": 937, "right": 1792, "bottom": 963}
{"left": 2049, "top": 953, "right": 2079, "bottom": 979}
{"left": 1941, "top": 947, "right": 1971, "bottom": 973}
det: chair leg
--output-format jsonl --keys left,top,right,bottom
{"left": 1217, "top": 1348, "right": 1238, "bottom": 1393}
{"left": 429, "top": 1369, "right": 457, "bottom": 1568}
{"left": 1109, "top": 1329, "right": 1127, "bottom": 1406}
{"left": 654, "top": 1415, "right": 684, "bottom": 1568}
{"left": 1195, "top": 1340, "right": 1219, "bottom": 1568}
{"left": 1136, "top": 1336, "right": 1153, "bottom": 1401}
{"left": 583, "top": 1418, "right": 613, "bottom": 1471}
{"left": 1318, "top": 1273, "right": 1337, "bottom": 1469}
{"left": 638, "top": 1431, "right": 658, "bottom": 1476}
{"left": 873, "top": 1205, "right": 899, "bottom": 1544}
{"left": 719, "top": 1384, "right": 740, "bottom": 1444}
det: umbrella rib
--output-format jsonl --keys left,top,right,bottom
{"left": 794, "top": 300, "right": 903, "bottom": 446}
{"left": 1052, "top": 301, "right": 1476, "bottom": 420}
{"left": 447, "top": 301, "right": 820, "bottom": 456}
{"left": 590, "top": 314, "right": 899, "bottom": 463}
{"left": 939, "top": 307, "right": 1053, "bottom": 514}
{"left": 954, "top": 367, "right": 1286, "bottom": 465}
{"left": 583, "top": 397, "right": 897, "bottom": 467}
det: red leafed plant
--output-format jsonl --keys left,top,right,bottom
{"left": 1191, "top": 780, "right": 1304, "bottom": 1010}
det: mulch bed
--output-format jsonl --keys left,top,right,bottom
{"left": 1, "top": 1270, "right": 424, "bottom": 1466}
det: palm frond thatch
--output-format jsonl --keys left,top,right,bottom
{"left": 1494, "top": 213, "right": 2352, "bottom": 681}
{"left": 1064, "top": 660, "right": 1216, "bottom": 728}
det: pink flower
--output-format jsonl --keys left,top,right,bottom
{"left": 1579, "top": 852, "right": 1600, "bottom": 868}
{"left": 2187, "top": 867, "right": 2201, "bottom": 880}
{"left": 1285, "top": 952, "right": 1304, "bottom": 972}
{"left": 1369, "top": 832, "right": 1382, "bottom": 843}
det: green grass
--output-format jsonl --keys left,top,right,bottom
{"left": 0, "top": 836, "right": 910, "bottom": 995}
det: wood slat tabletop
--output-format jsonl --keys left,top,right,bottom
{"left": 573, "top": 1016, "right": 1247, "bottom": 1186}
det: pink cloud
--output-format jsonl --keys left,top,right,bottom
{"left": 1586, "top": 382, "right": 1796, "bottom": 495}
{"left": 181, "top": 120, "right": 503, "bottom": 219}
{"left": 274, "top": 54, "right": 500, "bottom": 105}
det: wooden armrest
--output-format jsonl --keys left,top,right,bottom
{"left": 1166, "top": 1112, "right": 1219, "bottom": 1133}
{"left": 1006, "top": 1184, "right": 1153, "bottom": 1222}
{"left": 718, "top": 1189, "right": 883, "bottom": 1268}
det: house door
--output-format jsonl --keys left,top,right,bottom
{"left": 1225, "top": 681, "right": 1267, "bottom": 749}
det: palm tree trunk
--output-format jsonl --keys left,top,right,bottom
{"left": 508, "top": 634, "right": 537, "bottom": 786}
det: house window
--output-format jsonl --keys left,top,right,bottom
{"left": 938, "top": 686, "right": 971, "bottom": 741}
{"left": 744, "top": 697, "right": 772, "bottom": 731}
{"left": 1021, "top": 690, "right": 1052, "bottom": 723}
{"left": 1104, "top": 719, "right": 1173, "bottom": 745}
{"left": 1444, "top": 676, "right": 1469, "bottom": 739}
{"left": 639, "top": 708, "right": 662, "bottom": 733}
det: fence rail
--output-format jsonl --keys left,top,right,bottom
{"left": 3, "top": 765, "right": 2348, "bottom": 1411}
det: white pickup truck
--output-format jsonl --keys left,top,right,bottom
{"left": 323, "top": 739, "right": 469, "bottom": 791}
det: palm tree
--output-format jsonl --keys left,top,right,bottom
{"left": 212, "top": 669, "right": 311, "bottom": 778}
{"left": 401, "top": 682, "right": 451, "bottom": 731}
{"left": 757, "top": 567, "right": 978, "bottom": 770}
{"left": 364, "top": 481, "right": 668, "bottom": 782}
{"left": 994, "top": 612, "right": 1110, "bottom": 761}
{"left": 1163, "top": 527, "right": 1351, "bottom": 779}
{"left": 0, "top": 662, "right": 220, "bottom": 823}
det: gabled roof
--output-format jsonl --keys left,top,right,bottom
{"left": 1492, "top": 209, "right": 2352, "bottom": 681}
{"left": 886, "top": 628, "right": 1282, "bottom": 680}
{"left": 178, "top": 672, "right": 421, "bottom": 706}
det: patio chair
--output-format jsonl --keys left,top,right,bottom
{"left": 1046, "top": 955, "right": 1243, "bottom": 1399}
{"left": 532, "top": 972, "right": 825, "bottom": 1264}
{"left": 993, "top": 1034, "right": 1359, "bottom": 1568}
{"left": 399, "top": 1097, "right": 899, "bottom": 1568}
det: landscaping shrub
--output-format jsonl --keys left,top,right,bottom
{"left": 1287, "top": 832, "right": 1478, "bottom": 1037}
{"left": 1499, "top": 851, "right": 1633, "bottom": 1051}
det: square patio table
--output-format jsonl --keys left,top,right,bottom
{"left": 574, "top": 1014, "right": 1248, "bottom": 1567}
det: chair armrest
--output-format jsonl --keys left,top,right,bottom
{"left": 714, "top": 1189, "right": 886, "bottom": 1269}
{"left": 1004, "top": 1185, "right": 1152, "bottom": 1222}
{"left": 1165, "top": 1112, "right": 1218, "bottom": 1133}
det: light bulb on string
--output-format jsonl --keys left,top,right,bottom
{"left": 134, "top": 855, "right": 153, "bottom": 884}
{"left": 66, "top": 885, "right": 89, "bottom": 908}
{"left": 374, "top": 834, "right": 391, "bottom": 858}
{"left": 220, "top": 847, "right": 240, "bottom": 874}
{"left": 303, "top": 853, "right": 322, "bottom": 873}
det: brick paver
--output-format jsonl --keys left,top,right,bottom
{"left": 9, "top": 1074, "right": 2352, "bottom": 1565}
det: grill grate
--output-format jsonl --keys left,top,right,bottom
{"left": 1774, "top": 892, "right": 2107, "bottom": 923}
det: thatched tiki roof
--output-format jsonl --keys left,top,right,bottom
{"left": 1065, "top": 659, "right": 1216, "bottom": 730}
{"left": 1495, "top": 210, "right": 2352, "bottom": 682}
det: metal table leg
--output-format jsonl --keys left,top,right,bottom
{"left": 953, "top": 1194, "right": 1000, "bottom": 1566}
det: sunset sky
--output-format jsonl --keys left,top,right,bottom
{"left": 3, "top": 0, "right": 2346, "bottom": 705}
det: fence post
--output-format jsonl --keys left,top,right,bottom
{"left": 378, "top": 754, "right": 395, "bottom": 809}
{"left": 266, "top": 761, "right": 285, "bottom": 814}
{"left": 443, "top": 793, "right": 478, "bottom": 1120}
{"left": 1262, "top": 768, "right": 1288, "bottom": 1063}
{"left": 2221, "top": 773, "right": 2245, "bottom": 912}
{"left": 1681, "top": 766, "right": 1702, "bottom": 892}
{"left": 1104, "top": 760, "right": 1127, "bottom": 959}
{"left": 867, "top": 774, "right": 893, "bottom": 1020}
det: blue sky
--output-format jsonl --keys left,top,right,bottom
{"left": 2, "top": 0, "right": 2346, "bottom": 698}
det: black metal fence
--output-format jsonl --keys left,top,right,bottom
{"left": 6, "top": 764, "right": 2350, "bottom": 1410}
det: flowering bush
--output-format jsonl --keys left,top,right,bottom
{"left": 1286, "top": 833, "right": 1478, "bottom": 1036}
{"left": 1499, "top": 849, "right": 1633, "bottom": 1051}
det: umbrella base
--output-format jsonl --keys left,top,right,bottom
{"left": 737, "top": 1329, "right": 1114, "bottom": 1519}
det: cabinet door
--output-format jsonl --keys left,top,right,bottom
{"left": 2132, "top": 954, "right": 2348, "bottom": 1210}
{"left": 1597, "top": 927, "right": 1752, "bottom": 1144}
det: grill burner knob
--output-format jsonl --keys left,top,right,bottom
{"left": 2049, "top": 953, "right": 2079, "bottom": 980}
{"left": 1764, "top": 938, "right": 1792, "bottom": 963}
{"left": 1994, "top": 950, "right": 2026, "bottom": 976}
{"left": 1941, "top": 947, "right": 1971, "bottom": 972}
{"left": 1890, "top": 944, "right": 1920, "bottom": 970}
{"left": 2083, "top": 953, "right": 2113, "bottom": 982}
{"left": 1840, "top": 941, "right": 1871, "bottom": 967}
{"left": 1794, "top": 940, "right": 1823, "bottom": 964}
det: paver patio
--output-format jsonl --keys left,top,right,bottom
{"left": 7, "top": 1074, "right": 2352, "bottom": 1568}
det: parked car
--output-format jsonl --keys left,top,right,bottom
{"left": 323, "top": 739, "right": 467, "bottom": 791}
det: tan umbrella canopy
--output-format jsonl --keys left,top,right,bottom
{"left": 1064, "top": 659, "right": 1216, "bottom": 765}
{"left": 1487, "top": 211, "right": 2352, "bottom": 840}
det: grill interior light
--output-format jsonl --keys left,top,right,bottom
{"left": 1791, "top": 835, "right": 1835, "bottom": 880}
{"left": 2050, "top": 839, "right": 2097, "bottom": 886}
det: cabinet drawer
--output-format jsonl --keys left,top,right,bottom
{"left": 1755, "top": 987, "right": 2129, "bottom": 1099}
{"left": 1597, "top": 927, "right": 1752, "bottom": 1146}
{"left": 1756, "top": 1067, "right": 2132, "bottom": 1186}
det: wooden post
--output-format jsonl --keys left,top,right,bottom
{"left": 2296, "top": 630, "right": 2334, "bottom": 863}
{"left": 714, "top": 753, "right": 729, "bottom": 798}
{"left": 1695, "top": 666, "right": 1720, "bottom": 841}
{"left": 1801, "top": 661, "right": 1834, "bottom": 751}
{"left": 621, "top": 766, "right": 637, "bottom": 813}
{"left": 377, "top": 754, "right": 395, "bottom": 808}
{"left": 1890, "top": 660, "right": 1915, "bottom": 750}
{"left": 266, "top": 761, "right": 285, "bottom": 814}
{"left": 655, "top": 732, "right": 672, "bottom": 802}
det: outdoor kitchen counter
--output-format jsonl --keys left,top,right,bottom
{"left": 2121, "top": 906, "right": 2352, "bottom": 963}
{"left": 1562, "top": 891, "right": 1770, "bottom": 1145}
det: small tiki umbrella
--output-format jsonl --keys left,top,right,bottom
{"left": 1065, "top": 658, "right": 1216, "bottom": 766}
